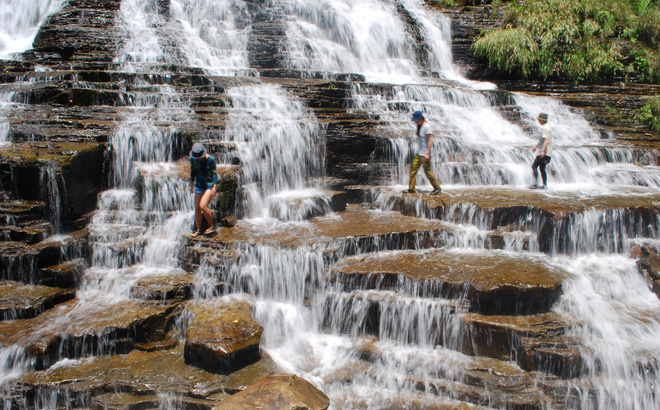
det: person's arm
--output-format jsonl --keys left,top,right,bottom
{"left": 210, "top": 156, "right": 218, "bottom": 195}
{"left": 540, "top": 137, "right": 550, "bottom": 158}
{"left": 190, "top": 159, "right": 195, "bottom": 193}
{"left": 426, "top": 134, "right": 433, "bottom": 160}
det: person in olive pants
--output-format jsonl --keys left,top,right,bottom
{"left": 402, "top": 110, "right": 442, "bottom": 195}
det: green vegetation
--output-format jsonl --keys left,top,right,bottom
{"left": 637, "top": 96, "right": 660, "bottom": 130}
{"left": 472, "top": 0, "right": 660, "bottom": 83}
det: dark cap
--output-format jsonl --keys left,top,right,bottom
{"left": 190, "top": 142, "right": 207, "bottom": 158}
{"left": 538, "top": 112, "right": 548, "bottom": 122}
{"left": 411, "top": 110, "right": 424, "bottom": 122}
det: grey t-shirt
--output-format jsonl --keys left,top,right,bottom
{"left": 416, "top": 122, "right": 432, "bottom": 156}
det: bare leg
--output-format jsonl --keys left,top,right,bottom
{"left": 194, "top": 193, "right": 204, "bottom": 232}
{"left": 199, "top": 189, "right": 215, "bottom": 231}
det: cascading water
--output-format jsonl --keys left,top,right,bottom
{"left": 212, "top": 1, "right": 660, "bottom": 409}
{"left": 0, "top": 0, "right": 62, "bottom": 59}
{"left": 2, "top": 0, "right": 660, "bottom": 408}
{"left": 222, "top": 84, "right": 326, "bottom": 219}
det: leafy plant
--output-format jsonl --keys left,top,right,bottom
{"left": 472, "top": 0, "right": 660, "bottom": 83}
{"left": 637, "top": 96, "right": 660, "bottom": 131}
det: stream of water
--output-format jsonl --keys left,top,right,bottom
{"left": 2, "top": 0, "right": 660, "bottom": 409}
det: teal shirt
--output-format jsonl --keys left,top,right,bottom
{"left": 190, "top": 155, "right": 218, "bottom": 190}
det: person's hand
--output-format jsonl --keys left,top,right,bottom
{"left": 211, "top": 186, "right": 217, "bottom": 197}
{"left": 540, "top": 151, "right": 545, "bottom": 158}
{"left": 189, "top": 186, "right": 193, "bottom": 193}
{"left": 425, "top": 153, "right": 430, "bottom": 161}
{"left": 531, "top": 147, "right": 536, "bottom": 153}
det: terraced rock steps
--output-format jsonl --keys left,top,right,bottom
{"left": 182, "top": 200, "right": 612, "bottom": 407}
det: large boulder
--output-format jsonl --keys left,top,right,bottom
{"left": 214, "top": 374, "right": 330, "bottom": 410}
{"left": 184, "top": 296, "right": 263, "bottom": 374}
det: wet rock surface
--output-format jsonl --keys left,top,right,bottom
{"left": 0, "top": 280, "right": 75, "bottom": 320}
{"left": 184, "top": 296, "right": 264, "bottom": 374}
{"left": 10, "top": 344, "right": 280, "bottom": 408}
{"left": 461, "top": 312, "right": 581, "bottom": 378}
{"left": 214, "top": 374, "right": 330, "bottom": 410}
{"left": 332, "top": 249, "right": 569, "bottom": 315}
{"left": 0, "top": 299, "right": 176, "bottom": 369}
{"left": 0, "top": 0, "right": 657, "bottom": 407}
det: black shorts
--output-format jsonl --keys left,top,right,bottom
{"left": 533, "top": 155, "right": 551, "bottom": 165}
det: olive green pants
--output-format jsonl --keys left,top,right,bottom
{"left": 409, "top": 154, "right": 441, "bottom": 191}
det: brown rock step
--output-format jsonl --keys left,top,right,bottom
{"left": 0, "top": 299, "right": 177, "bottom": 369}
{"left": 190, "top": 204, "right": 451, "bottom": 251}
{"left": 461, "top": 312, "right": 582, "bottom": 378}
{"left": 0, "top": 141, "right": 106, "bottom": 222}
{"left": 0, "top": 240, "right": 62, "bottom": 283}
{"left": 129, "top": 270, "right": 195, "bottom": 301}
{"left": 353, "top": 338, "right": 550, "bottom": 409}
{"left": 184, "top": 296, "right": 263, "bottom": 374}
{"left": 214, "top": 374, "right": 330, "bottom": 410}
{"left": 331, "top": 249, "right": 570, "bottom": 315}
{"left": 0, "top": 199, "right": 45, "bottom": 226}
{"left": 0, "top": 231, "right": 87, "bottom": 284}
{"left": 0, "top": 225, "right": 49, "bottom": 245}
{"left": 40, "top": 258, "right": 87, "bottom": 288}
{"left": 0, "top": 281, "right": 75, "bottom": 320}
{"left": 350, "top": 186, "right": 660, "bottom": 254}
{"left": 9, "top": 344, "right": 279, "bottom": 409}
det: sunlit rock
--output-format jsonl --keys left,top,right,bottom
{"left": 332, "top": 249, "right": 570, "bottom": 314}
{"left": 129, "top": 271, "right": 195, "bottom": 301}
{"left": 461, "top": 312, "right": 581, "bottom": 377}
{"left": 39, "top": 258, "right": 87, "bottom": 288}
{"left": 214, "top": 374, "right": 330, "bottom": 410}
{"left": 0, "top": 280, "right": 75, "bottom": 320}
{"left": 184, "top": 296, "right": 263, "bottom": 374}
{"left": 10, "top": 344, "right": 279, "bottom": 408}
{"left": 355, "top": 186, "right": 660, "bottom": 254}
{"left": 0, "top": 299, "right": 176, "bottom": 369}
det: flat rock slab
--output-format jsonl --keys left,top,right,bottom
{"left": 462, "top": 312, "right": 581, "bottom": 377}
{"left": 352, "top": 186, "right": 660, "bottom": 215}
{"left": 190, "top": 204, "right": 451, "bottom": 249}
{"left": 0, "top": 298, "right": 175, "bottom": 368}
{"left": 11, "top": 344, "right": 279, "bottom": 408}
{"left": 332, "top": 249, "right": 570, "bottom": 314}
{"left": 214, "top": 374, "right": 330, "bottom": 410}
{"left": 0, "top": 141, "right": 104, "bottom": 168}
{"left": 129, "top": 271, "right": 195, "bottom": 301}
{"left": 184, "top": 296, "right": 263, "bottom": 374}
{"left": 0, "top": 281, "right": 75, "bottom": 320}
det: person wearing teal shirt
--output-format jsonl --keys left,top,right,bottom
{"left": 189, "top": 143, "right": 217, "bottom": 237}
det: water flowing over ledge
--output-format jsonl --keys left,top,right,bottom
{"left": 0, "top": 0, "right": 658, "bottom": 409}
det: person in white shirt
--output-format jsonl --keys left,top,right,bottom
{"left": 402, "top": 110, "right": 442, "bottom": 195}
{"left": 531, "top": 112, "right": 552, "bottom": 189}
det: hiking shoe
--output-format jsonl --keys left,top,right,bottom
{"left": 402, "top": 189, "right": 416, "bottom": 193}
{"left": 430, "top": 189, "right": 442, "bottom": 195}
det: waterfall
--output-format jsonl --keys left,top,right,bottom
{"left": 0, "top": 0, "right": 62, "bottom": 59}
{"left": 3, "top": 0, "right": 660, "bottom": 408}
{"left": 557, "top": 255, "right": 660, "bottom": 408}
{"left": 223, "top": 84, "right": 326, "bottom": 219}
